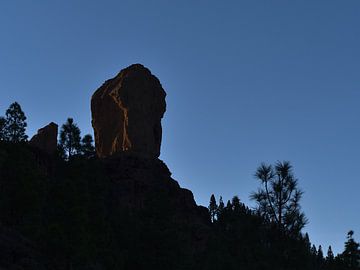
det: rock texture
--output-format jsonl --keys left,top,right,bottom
{"left": 91, "top": 64, "right": 166, "bottom": 158}
{"left": 29, "top": 122, "right": 58, "bottom": 155}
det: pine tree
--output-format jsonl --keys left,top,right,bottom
{"left": 0, "top": 117, "right": 6, "bottom": 141}
{"left": 5, "top": 102, "right": 28, "bottom": 142}
{"left": 304, "top": 233, "right": 311, "bottom": 252}
{"left": 59, "top": 118, "right": 81, "bottom": 159}
{"left": 226, "top": 200, "right": 232, "bottom": 210}
{"left": 342, "top": 230, "right": 360, "bottom": 269}
{"left": 216, "top": 196, "right": 225, "bottom": 220}
{"left": 326, "top": 246, "right": 334, "bottom": 261}
{"left": 326, "top": 245, "right": 334, "bottom": 268}
{"left": 250, "top": 161, "right": 307, "bottom": 235}
{"left": 317, "top": 245, "right": 324, "bottom": 267}
{"left": 311, "top": 244, "right": 317, "bottom": 257}
{"left": 208, "top": 194, "right": 217, "bottom": 223}
{"left": 81, "top": 134, "right": 95, "bottom": 158}
{"left": 231, "top": 196, "right": 241, "bottom": 211}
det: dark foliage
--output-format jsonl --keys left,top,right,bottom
{"left": 208, "top": 194, "right": 217, "bottom": 223}
{"left": 0, "top": 142, "right": 204, "bottom": 269}
{"left": 250, "top": 161, "right": 307, "bottom": 235}
{"left": 205, "top": 195, "right": 315, "bottom": 270}
{"left": 0, "top": 141, "right": 358, "bottom": 270}
{"left": 342, "top": 230, "right": 360, "bottom": 269}
{"left": 3, "top": 102, "right": 28, "bottom": 142}
{"left": 80, "top": 134, "right": 95, "bottom": 159}
{"left": 59, "top": 118, "right": 81, "bottom": 159}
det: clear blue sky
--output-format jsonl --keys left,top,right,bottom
{"left": 1, "top": 0, "right": 359, "bottom": 255}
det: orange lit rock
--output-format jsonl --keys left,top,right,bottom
{"left": 91, "top": 64, "right": 166, "bottom": 158}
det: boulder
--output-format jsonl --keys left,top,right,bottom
{"left": 29, "top": 122, "right": 58, "bottom": 155}
{"left": 91, "top": 64, "right": 166, "bottom": 158}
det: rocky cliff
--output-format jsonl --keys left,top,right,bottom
{"left": 88, "top": 64, "right": 210, "bottom": 267}
{"left": 0, "top": 64, "right": 211, "bottom": 269}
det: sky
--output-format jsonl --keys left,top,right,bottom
{"left": 0, "top": 0, "right": 359, "bottom": 255}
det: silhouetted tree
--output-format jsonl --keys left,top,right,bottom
{"left": 4, "top": 102, "right": 28, "bottom": 142}
{"left": 81, "top": 134, "right": 95, "bottom": 158}
{"left": 0, "top": 116, "right": 6, "bottom": 141}
{"left": 217, "top": 196, "right": 224, "bottom": 219}
{"left": 226, "top": 200, "right": 231, "bottom": 209}
{"left": 326, "top": 246, "right": 334, "bottom": 264}
{"left": 311, "top": 244, "right": 317, "bottom": 257}
{"left": 208, "top": 194, "right": 217, "bottom": 223}
{"left": 342, "top": 230, "right": 360, "bottom": 269}
{"left": 59, "top": 118, "right": 81, "bottom": 159}
{"left": 304, "top": 233, "right": 311, "bottom": 252}
{"left": 317, "top": 245, "right": 324, "bottom": 267}
{"left": 231, "top": 196, "right": 241, "bottom": 211}
{"left": 250, "top": 161, "right": 307, "bottom": 235}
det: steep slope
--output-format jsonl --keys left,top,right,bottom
{"left": 0, "top": 142, "right": 211, "bottom": 269}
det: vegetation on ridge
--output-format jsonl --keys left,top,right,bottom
{"left": 0, "top": 101, "right": 359, "bottom": 270}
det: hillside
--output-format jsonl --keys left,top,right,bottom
{"left": 0, "top": 64, "right": 356, "bottom": 270}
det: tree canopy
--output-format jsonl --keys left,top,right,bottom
{"left": 342, "top": 230, "right": 360, "bottom": 269}
{"left": 208, "top": 194, "right": 217, "bottom": 223}
{"left": 4, "top": 102, "right": 28, "bottom": 142}
{"left": 81, "top": 134, "right": 95, "bottom": 158}
{"left": 250, "top": 161, "right": 307, "bottom": 235}
{"left": 59, "top": 118, "right": 81, "bottom": 159}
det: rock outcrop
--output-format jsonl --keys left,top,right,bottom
{"left": 102, "top": 152, "right": 210, "bottom": 252}
{"left": 29, "top": 122, "right": 58, "bottom": 155}
{"left": 103, "top": 152, "right": 209, "bottom": 222}
{"left": 91, "top": 64, "right": 166, "bottom": 158}
{"left": 0, "top": 63, "right": 214, "bottom": 269}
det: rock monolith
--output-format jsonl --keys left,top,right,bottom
{"left": 91, "top": 64, "right": 166, "bottom": 158}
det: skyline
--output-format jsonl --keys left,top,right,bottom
{"left": 1, "top": 0, "right": 360, "bottom": 255}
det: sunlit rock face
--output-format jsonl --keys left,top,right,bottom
{"left": 29, "top": 122, "right": 58, "bottom": 154}
{"left": 91, "top": 64, "right": 166, "bottom": 158}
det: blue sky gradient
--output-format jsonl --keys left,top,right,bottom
{"left": 1, "top": 0, "right": 359, "bottom": 254}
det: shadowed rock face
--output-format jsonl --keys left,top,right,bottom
{"left": 91, "top": 64, "right": 166, "bottom": 158}
{"left": 29, "top": 122, "right": 58, "bottom": 155}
